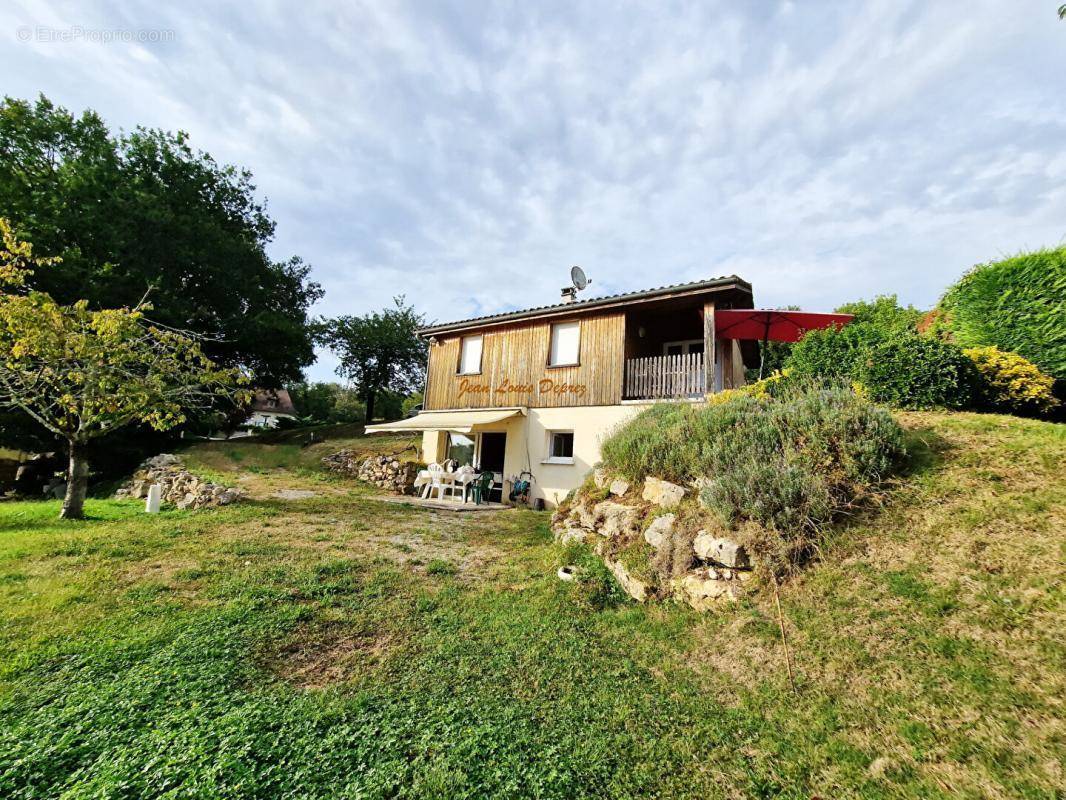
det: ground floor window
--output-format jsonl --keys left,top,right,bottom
{"left": 544, "top": 431, "right": 575, "bottom": 464}
{"left": 446, "top": 432, "right": 475, "bottom": 466}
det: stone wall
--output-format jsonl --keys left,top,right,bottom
{"left": 552, "top": 468, "right": 753, "bottom": 611}
{"left": 115, "top": 454, "right": 244, "bottom": 510}
{"left": 322, "top": 451, "right": 420, "bottom": 494}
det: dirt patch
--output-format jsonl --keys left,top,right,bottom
{"left": 273, "top": 489, "right": 318, "bottom": 500}
{"left": 266, "top": 622, "right": 395, "bottom": 689}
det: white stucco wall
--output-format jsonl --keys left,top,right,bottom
{"left": 420, "top": 403, "right": 653, "bottom": 507}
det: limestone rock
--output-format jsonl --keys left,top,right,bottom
{"left": 643, "top": 513, "right": 676, "bottom": 549}
{"left": 693, "top": 530, "right": 750, "bottom": 568}
{"left": 557, "top": 522, "right": 591, "bottom": 546}
{"left": 592, "top": 467, "right": 609, "bottom": 490}
{"left": 323, "top": 451, "right": 419, "bottom": 494}
{"left": 592, "top": 501, "right": 640, "bottom": 539}
{"left": 672, "top": 569, "right": 741, "bottom": 611}
{"left": 642, "top": 477, "right": 686, "bottom": 508}
{"left": 608, "top": 478, "right": 630, "bottom": 497}
{"left": 603, "top": 557, "right": 650, "bottom": 602}
{"left": 114, "top": 454, "right": 243, "bottom": 510}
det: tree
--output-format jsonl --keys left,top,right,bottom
{"left": 834, "top": 294, "right": 924, "bottom": 334}
{"left": 0, "top": 95, "right": 322, "bottom": 387}
{"left": 285, "top": 381, "right": 366, "bottom": 424}
{"left": 318, "top": 298, "right": 426, "bottom": 422}
{"left": 0, "top": 220, "right": 247, "bottom": 519}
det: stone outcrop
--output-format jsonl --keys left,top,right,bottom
{"left": 115, "top": 454, "right": 244, "bottom": 510}
{"left": 642, "top": 477, "right": 687, "bottom": 508}
{"left": 671, "top": 567, "right": 750, "bottom": 611}
{"left": 322, "top": 451, "right": 419, "bottom": 494}
{"left": 643, "top": 513, "right": 675, "bottom": 549}
{"left": 553, "top": 468, "right": 754, "bottom": 611}
{"left": 593, "top": 500, "right": 640, "bottom": 539}
{"left": 693, "top": 531, "right": 750, "bottom": 569}
{"left": 603, "top": 556, "right": 650, "bottom": 602}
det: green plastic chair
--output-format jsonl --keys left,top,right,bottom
{"left": 472, "top": 471, "right": 495, "bottom": 504}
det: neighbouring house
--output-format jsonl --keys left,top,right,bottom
{"left": 245, "top": 389, "right": 299, "bottom": 428}
{"left": 366, "top": 275, "right": 848, "bottom": 507}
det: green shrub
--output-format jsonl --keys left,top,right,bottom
{"left": 857, "top": 334, "right": 979, "bottom": 409}
{"left": 600, "top": 384, "right": 905, "bottom": 576}
{"left": 938, "top": 247, "right": 1066, "bottom": 378}
{"left": 964, "top": 346, "right": 1058, "bottom": 417}
{"left": 785, "top": 323, "right": 888, "bottom": 380}
{"left": 788, "top": 326, "right": 978, "bottom": 409}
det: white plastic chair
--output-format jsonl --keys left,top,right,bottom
{"left": 449, "top": 465, "right": 476, "bottom": 502}
{"left": 422, "top": 463, "right": 445, "bottom": 499}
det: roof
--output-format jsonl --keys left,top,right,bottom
{"left": 249, "top": 388, "right": 298, "bottom": 416}
{"left": 418, "top": 275, "right": 752, "bottom": 337}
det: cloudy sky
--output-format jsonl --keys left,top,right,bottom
{"left": 4, "top": 1, "right": 1065, "bottom": 380}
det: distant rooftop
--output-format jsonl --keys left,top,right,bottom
{"left": 249, "top": 388, "right": 298, "bottom": 416}
{"left": 419, "top": 274, "right": 752, "bottom": 337}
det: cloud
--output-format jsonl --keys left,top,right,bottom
{"left": 3, "top": 0, "right": 1065, "bottom": 381}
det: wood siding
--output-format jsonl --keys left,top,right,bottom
{"left": 424, "top": 313, "right": 625, "bottom": 410}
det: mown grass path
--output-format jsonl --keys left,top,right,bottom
{"left": 0, "top": 413, "right": 1062, "bottom": 798}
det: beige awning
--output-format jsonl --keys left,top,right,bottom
{"left": 364, "top": 408, "right": 525, "bottom": 434}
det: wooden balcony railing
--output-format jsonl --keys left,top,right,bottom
{"left": 623, "top": 353, "right": 705, "bottom": 400}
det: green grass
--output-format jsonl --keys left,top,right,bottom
{"left": 0, "top": 413, "right": 1062, "bottom": 798}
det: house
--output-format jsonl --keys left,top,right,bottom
{"left": 245, "top": 389, "right": 299, "bottom": 428}
{"left": 366, "top": 275, "right": 846, "bottom": 507}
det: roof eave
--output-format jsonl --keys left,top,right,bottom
{"left": 417, "top": 275, "right": 752, "bottom": 338}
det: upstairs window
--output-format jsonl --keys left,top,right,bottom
{"left": 459, "top": 334, "right": 483, "bottom": 374}
{"left": 549, "top": 321, "right": 580, "bottom": 366}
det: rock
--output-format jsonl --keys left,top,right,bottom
{"left": 145, "top": 453, "right": 180, "bottom": 468}
{"left": 643, "top": 513, "right": 676, "bottom": 549}
{"left": 326, "top": 451, "right": 418, "bottom": 494}
{"left": 592, "top": 501, "right": 640, "bottom": 539}
{"left": 114, "top": 454, "right": 243, "bottom": 511}
{"left": 592, "top": 467, "right": 609, "bottom": 489}
{"left": 642, "top": 477, "right": 686, "bottom": 508}
{"left": 672, "top": 568, "right": 742, "bottom": 611}
{"left": 218, "top": 490, "right": 238, "bottom": 505}
{"left": 608, "top": 478, "right": 630, "bottom": 497}
{"left": 693, "top": 530, "right": 750, "bottom": 568}
{"left": 603, "top": 557, "right": 650, "bottom": 602}
{"left": 557, "top": 522, "right": 591, "bottom": 546}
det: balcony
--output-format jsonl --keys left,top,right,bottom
{"left": 623, "top": 353, "right": 706, "bottom": 400}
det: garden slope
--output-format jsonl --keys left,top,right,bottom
{"left": 0, "top": 414, "right": 1062, "bottom": 799}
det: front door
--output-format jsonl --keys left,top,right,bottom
{"left": 478, "top": 432, "right": 506, "bottom": 502}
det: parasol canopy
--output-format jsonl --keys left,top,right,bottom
{"left": 714, "top": 309, "right": 853, "bottom": 344}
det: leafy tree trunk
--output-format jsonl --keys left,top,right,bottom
{"left": 60, "top": 439, "right": 89, "bottom": 520}
{"left": 365, "top": 390, "right": 376, "bottom": 424}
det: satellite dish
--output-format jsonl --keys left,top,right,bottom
{"left": 570, "top": 265, "right": 589, "bottom": 291}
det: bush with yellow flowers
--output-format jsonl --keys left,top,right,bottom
{"left": 964, "top": 346, "right": 1058, "bottom": 417}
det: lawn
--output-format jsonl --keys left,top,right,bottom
{"left": 0, "top": 413, "right": 1062, "bottom": 798}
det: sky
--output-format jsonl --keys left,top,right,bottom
{"left": 4, "top": 1, "right": 1066, "bottom": 382}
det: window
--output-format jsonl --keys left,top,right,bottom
{"left": 662, "top": 339, "right": 703, "bottom": 356}
{"left": 544, "top": 431, "right": 575, "bottom": 464}
{"left": 447, "top": 432, "right": 475, "bottom": 466}
{"left": 549, "top": 321, "right": 580, "bottom": 366}
{"left": 459, "top": 334, "right": 483, "bottom": 374}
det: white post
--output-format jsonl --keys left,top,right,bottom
{"left": 145, "top": 484, "right": 161, "bottom": 513}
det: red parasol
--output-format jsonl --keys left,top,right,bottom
{"left": 714, "top": 309, "right": 853, "bottom": 343}
{"left": 714, "top": 309, "right": 854, "bottom": 379}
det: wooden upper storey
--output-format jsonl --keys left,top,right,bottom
{"left": 421, "top": 277, "right": 754, "bottom": 410}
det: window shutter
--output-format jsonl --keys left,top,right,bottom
{"left": 549, "top": 322, "right": 580, "bottom": 366}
